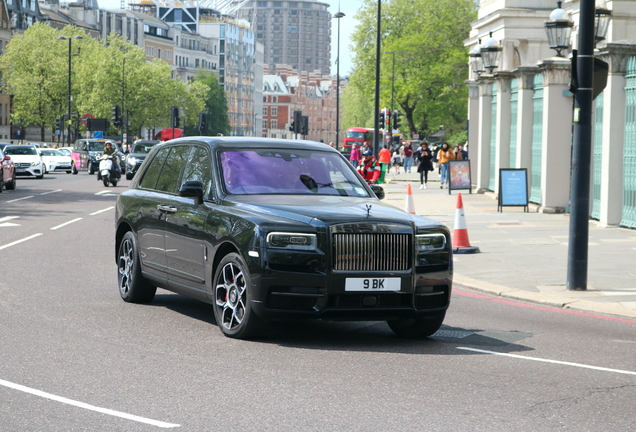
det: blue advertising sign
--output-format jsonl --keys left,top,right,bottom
{"left": 93, "top": 131, "right": 104, "bottom": 139}
{"left": 499, "top": 168, "right": 529, "bottom": 212}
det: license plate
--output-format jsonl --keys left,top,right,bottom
{"left": 345, "top": 277, "right": 401, "bottom": 292}
{"left": 16, "top": 169, "right": 26, "bottom": 173}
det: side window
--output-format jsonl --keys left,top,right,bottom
{"left": 182, "top": 146, "right": 213, "bottom": 199}
{"left": 154, "top": 146, "right": 190, "bottom": 193}
{"left": 139, "top": 147, "right": 170, "bottom": 190}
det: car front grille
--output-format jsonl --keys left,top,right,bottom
{"left": 16, "top": 163, "right": 31, "bottom": 168}
{"left": 333, "top": 233, "right": 411, "bottom": 272}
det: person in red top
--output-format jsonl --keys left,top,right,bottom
{"left": 378, "top": 145, "right": 391, "bottom": 164}
{"left": 358, "top": 149, "right": 382, "bottom": 184}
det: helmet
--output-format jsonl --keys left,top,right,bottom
{"left": 363, "top": 149, "right": 373, "bottom": 156}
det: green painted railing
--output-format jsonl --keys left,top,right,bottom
{"left": 530, "top": 74, "right": 543, "bottom": 204}
{"left": 489, "top": 82, "right": 498, "bottom": 191}
{"left": 621, "top": 56, "right": 636, "bottom": 228}
{"left": 591, "top": 92, "right": 604, "bottom": 220}
{"left": 510, "top": 78, "right": 518, "bottom": 168}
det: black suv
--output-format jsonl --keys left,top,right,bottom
{"left": 123, "top": 140, "right": 160, "bottom": 180}
{"left": 115, "top": 137, "right": 453, "bottom": 339}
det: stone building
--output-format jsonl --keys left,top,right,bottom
{"left": 465, "top": 0, "right": 636, "bottom": 229}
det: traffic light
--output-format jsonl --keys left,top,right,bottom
{"left": 393, "top": 110, "right": 402, "bottom": 130}
{"left": 379, "top": 111, "right": 385, "bottom": 129}
{"left": 198, "top": 112, "right": 206, "bottom": 134}
{"left": 300, "top": 115, "right": 309, "bottom": 136}
{"left": 171, "top": 106, "right": 180, "bottom": 129}
{"left": 293, "top": 110, "right": 302, "bottom": 134}
{"left": 289, "top": 121, "right": 295, "bottom": 132}
{"left": 111, "top": 106, "right": 121, "bottom": 128}
{"left": 55, "top": 117, "right": 61, "bottom": 131}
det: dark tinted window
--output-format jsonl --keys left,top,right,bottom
{"left": 5, "top": 146, "right": 38, "bottom": 155}
{"left": 139, "top": 147, "right": 170, "bottom": 190}
{"left": 155, "top": 146, "right": 189, "bottom": 193}
{"left": 182, "top": 147, "right": 213, "bottom": 199}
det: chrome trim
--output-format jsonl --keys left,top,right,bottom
{"left": 333, "top": 233, "right": 411, "bottom": 272}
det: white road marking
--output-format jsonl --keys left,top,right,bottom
{"left": 457, "top": 347, "right": 636, "bottom": 376}
{"left": 0, "top": 216, "right": 20, "bottom": 223}
{"left": 0, "top": 222, "right": 20, "bottom": 228}
{"left": 95, "top": 190, "right": 110, "bottom": 195}
{"left": 90, "top": 206, "right": 115, "bottom": 216}
{"left": 0, "top": 378, "right": 180, "bottom": 428}
{"left": 40, "top": 189, "right": 62, "bottom": 195}
{"left": 0, "top": 233, "right": 42, "bottom": 251}
{"left": 50, "top": 218, "right": 83, "bottom": 230}
{"left": 6, "top": 196, "right": 34, "bottom": 203}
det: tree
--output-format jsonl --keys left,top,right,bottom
{"left": 0, "top": 23, "right": 68, "bottom": 140}
{"left": 349, "top": 0, "right": 476, "bottom": 140}
{"left": 189, "top": 71, "right": 230, "bottom": 136}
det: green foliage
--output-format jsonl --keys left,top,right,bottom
{"left": 348, "top": 0, "right": 476, "bottom": 139}
{"left": 0, "top": 24, "right": 208, "bottom": 140}
{"left": 188, "top": 71, "right": 230, "bottom": 136}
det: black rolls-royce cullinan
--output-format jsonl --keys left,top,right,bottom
{"left": 115, "top": 137, "right": 453, "bottom": 339}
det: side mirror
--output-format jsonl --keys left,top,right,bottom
{"left": 3, "top": 155, "right": 10, "bottom": 161}
{"left": 370, "top": 185, "right": 385, "bottom": 200}
{"left": 179, "top": 180, "right": 204, "bottom": 204}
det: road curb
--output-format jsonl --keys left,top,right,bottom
{"left": 454, "top": 274, "right": 636, "bottom": 320}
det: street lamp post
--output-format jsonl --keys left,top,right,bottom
{"left": 122, "top": 57, "right": 133, "bottom": 147}
{"left": 480, "top": 32, "right": 502, "bottom": 74}
{"left": 386, "top": 51, "right": 396, "bottom": 117}
{"left": 58, "top": 35, "right": 83, "bottom": 147}
{"left": 334, "top": 11, "right": 345, "bottom": 151}
{"left": 373, "top": 0, "right": 382, "bottom": 156}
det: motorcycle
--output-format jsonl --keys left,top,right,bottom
{"left": 97, "top": 153, "right": 121, "bottom": 187}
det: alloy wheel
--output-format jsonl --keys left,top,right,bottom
{"left": 118, "top": 238, "right": 133, "bottom": 297}
{"left": 215, "top": 262, "right": 247, "bottom": 331}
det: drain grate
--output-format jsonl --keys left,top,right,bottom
{"left": 432, "top": 330, "right": 474, "bottom": 339}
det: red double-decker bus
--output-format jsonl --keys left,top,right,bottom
{"left": 342, "top": 127, "right": 373, "bottom": 157}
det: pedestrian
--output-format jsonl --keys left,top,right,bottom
{"left": 390, "top": 150, "right": 403, "bottom": 174}
{"left": 378, "top": 145, "right": 391, "bottom": 174}
{"left": 437, "top": 142, "right": 455, "bottom": 188}
{"left": 453, "top": 144, "right": 464, "bottom": 160}
{"left": 349, "top": 144, "right": 361, "bottom": 168}
{"left": 357, "top": 149, "right": 381, "bottom": 184}
{"left": 403, "top": 142, "right": 414, "bottom": 173}
{"left": 415, "top": 142, "right": 433, "bottom": 189}
{"left": 457, "top": 143, "right": 468, "bottom": 159}
{"left": 328, "top": 141, "right": 335, "bottom": 148}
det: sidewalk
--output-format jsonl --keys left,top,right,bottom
{"left": 381, "top": 167, "right": 636, "bottom": 320}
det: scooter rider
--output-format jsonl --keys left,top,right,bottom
{"left": 98, "top": 141, "right": 121, "bottom": 181}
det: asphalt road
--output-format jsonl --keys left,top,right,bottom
{"left": 1, "top": 173, "right": 635, "bottom": 431}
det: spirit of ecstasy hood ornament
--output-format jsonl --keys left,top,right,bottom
{"left": 366, "top": 204, "right": 372, "bottom": 218}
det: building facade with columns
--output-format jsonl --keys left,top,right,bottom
{"left": 466, "top": 0, "right": 636, "bottom": 228}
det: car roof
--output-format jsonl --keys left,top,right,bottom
{"left": 162, "top": 137, "right": 339, "bottom": 153}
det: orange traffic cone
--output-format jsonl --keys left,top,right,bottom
{"left": 405, "top": 183, "right": 416, "bottom": 214}
{"left": 453, "top": 193, "right": 480, "bottom": 254}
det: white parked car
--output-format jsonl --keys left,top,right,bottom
{"left": 3, "top": 145, "right": 45, "bottom": 179}
{"left": 39, "top": 149, "right": 73, "bottom": 174}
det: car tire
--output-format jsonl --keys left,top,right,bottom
{"left": 88, "top": 163, "right": 94, "bottom": 174}
{"left": 66, "top": 170, "right": 72, "bottom": 174}
{"left": 387, "top": 312, "right": 446, "bottom": 338}
{"left": 36, "top": 173, "right": 44, "bottom": 179}
{"left": 117, "top": 231, "right": 156, "bottom": 303}
{"left": 213, "top": 253, "right": 265, "bottom": 339}
{"left": 6, "top": 173, "right": 15, "bottom": 190}
{"left": 0, "top": 170, "right": 3, "bottom": 193}
{"left": 71, "top": 162, "right": 78, "bottom": 175}
{"left": 126, "top": 172, "right": 133, "bottom": 180}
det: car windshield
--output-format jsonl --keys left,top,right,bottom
{"left": 5, "top": 146, "right": 38, "bottom": 155}
{"left": 40, "top": 149, "right": 64, "bottom": 156}
{"left": 132, "top": 143, "right": 155, "bottom": 154}
{"left": 220, "top": 149, "right": 369, "bottom": 197}
{"left": 87, "top": 142, "right": 105, "bottom": 151}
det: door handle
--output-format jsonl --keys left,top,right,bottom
{"left": 157, "top": 204, "right": 177, "bottom": 214}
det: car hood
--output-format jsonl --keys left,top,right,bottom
{"left": 6, "top": 155, "right": 41, "bottom": 163}
{"left": 128, "top": 153, "right": 147, "bottom": 159}
{"left": 226, "top": 195, "right": 443, "bottom": 229}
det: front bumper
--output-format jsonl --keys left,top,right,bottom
{"left": 243, "top": 245, "right": 452, "bottom": 321}
{"left": 15, "top": 164, "right": 44, "bottom": 177}
{"left": 47, "top": 163, "right": 72, "bottom": 172}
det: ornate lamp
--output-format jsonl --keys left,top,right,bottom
{"left": 544, "top": 1, "right": 573, "bottom": 57}
{"left": 480, "top": 32, "right": 502, "bottom": 74}
{"left": 594, "top": 8, "right": 612, "bottom": 47}
{"left": 469, "top": 40, "right": 484, "bottom": 77}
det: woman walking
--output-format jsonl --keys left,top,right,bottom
{"left": 437, "top": 142, "right": 455, "bottom": 188}
{"left": 416, "top": 142, "right": 433, "bottom": 189}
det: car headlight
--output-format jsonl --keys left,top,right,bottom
{"left": 267, "top": 232, "right": 317, "bottom": 251}
{"left": 415, "top": 234, "right": 446, "bottom": 252}
{"left": 128, "top": 157, "right": 137, "bottom": 165}
{"left": 31, "top": 161, "right": 40, "bottom": 167}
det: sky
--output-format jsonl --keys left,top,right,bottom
{"left": 97, "top": 0, "right": 362, "bottom": 76}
